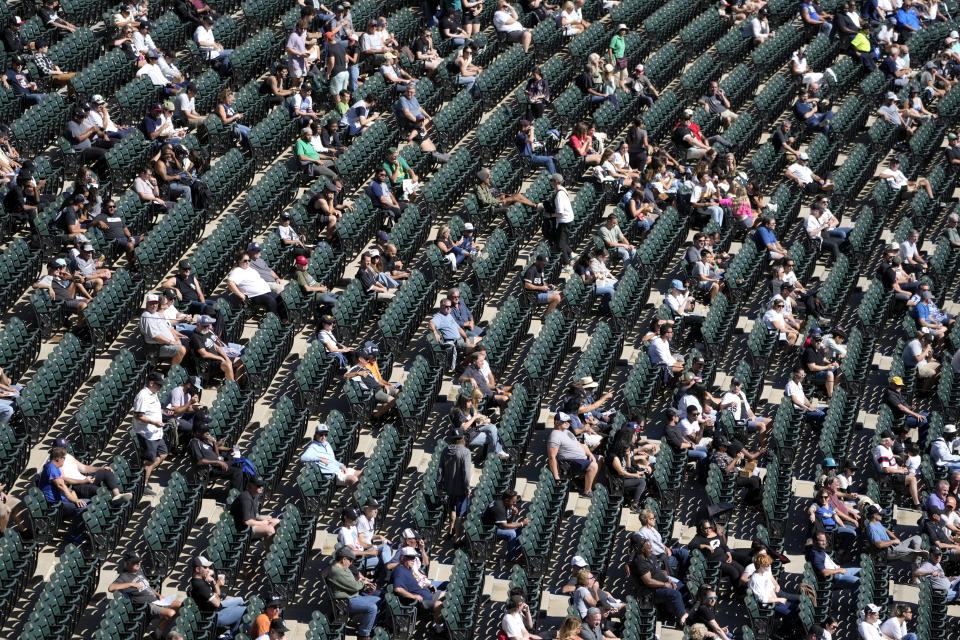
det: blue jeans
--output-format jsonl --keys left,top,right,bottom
{"left": 213, "top": 50, "right": 233, "bottom": 71}
{"left": 348, "top": 594, "right": 380, "bottom": 635}
{"left": 22, "top": 92, "right": 44, "bottom": 106}
{"left": 589, "top": 94, "right": 619, "bottom": 109}
{"left": 653, "top": 587, "right": 685, "bottom": 622}
{"left": 828, "top": 227, "right": 852, "bottom": 240}
{"left": 831, "top": 568, "right": 860, "bottom": 589}
{"left": 496, "top": 526, "right": 523, "bottom": 557}
{"left": 804, "top": 408, "right": 826, "bottom": 427}
{"left": 349, "top": 64, "right": 359, "bottom": 91}
{"left": 216, "top": 597, "right": 246, "bottom": 632}
{"left": 0, "top": 400, "right": 14, "bottom": 424}
{"left": 376, "top": 272, "right": 399, "bottom": 289}
{"left": 834, "top": 524, "right": 857, "bottom": 552}
{"left": 636, "top": 217, "right": 654, "bottom": 233}
{"left": 470, "top": 424, "right": 503, "bottom": 454}
{"left": 528, "top": 154, "right": 557, "bottom": 175}
{"left": 706, "top": 205, "right": 723, "bottom": 225}
{"left": 457, "top": 75, "right": 476, "bottom": 93}
{"left": 169, "top": 182, "right": 192, "bottom": 203}
{"left": 615, "top": 246, "right": 637, "bottom": 266}
{"left": 686, "top": 446, "right": 708, "bottom": 461}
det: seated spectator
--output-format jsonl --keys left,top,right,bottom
{"left": 142, "top": 101, "right": 186, "bottom": 145}
{"left": 337, "top": 506, "right": 380, "bottom": 571}
{"left": 392, "top": 546, "right": 444, "bottom": 622}
{"left": 216, "top": 89, "right": 250, "bottom": 147}
{"left": 903, "top": 329, "right": 940, "bottom": 385}
{"left": 601, "top": 216, "right": 637, "bottom": 266}
{"left": 673, "top": 109, "right": 713, "bottom": 162}
{"left": 912, "top": 548, "right": 959, "bottom": 603}
{"left": 924, "top": 505, "right": 960, "bottom": 560}
{"left": 70, "top": 240, "right": 111, "bottom": 293}
{"left": 628, "top": 537, "right": 688, "bottom": 626}
{"left": 227, "top": 253, "right": 289, "bottom": 321}
{"left": 522, "top": 253, "right": 561, "bottom": 316}
{"left": 475, "top": 167, "right": 535, "bottom": 218}
{"left": 516, "top": 119, "right": 558, "bottom": 175}
{"left": 808, "top": 489, "right": 857, "bottom": 556}
{"left": 382, "top": 146, "right": 419, "bottom": 200}
{"left": 39, "top": 0, "right": 76, "bottom": 34}
{"left": 493, "top": 1, "right": 532, "bottom": 52}
{"left": 930, "top": 423, "right": 960, "bottom": 473}
{"left": 230, "top": 475, "right": 279, "bottom": 551}
{"left": 248, "top": 596, "right": 283, "bottom": 638}
{"left": 307, "top": 181, "right": 347, "bottom": 238}
{"left": 33, "top": 260, "right": 92, "bottom": 316}
{"left": 262, "top": 66, "right": 295, "bottom": 107}
{"left": 500, "top": 595, "right": 540, "bottom": 640}
{"left": 395, "top": 83, "right": 443, "bottom": 159}
{"left": 54, "top": 437, "right": 134, "bottom": 503}
{"left": 785, "top": 366, "right": 825, "bottom": 426}
{"left": 699, "top": 81, "right": 737, "bottom": 130}
{"left": 803, "top": 327, "right": 840, "bottom": 398}
{"left": 577, "top": 56, "right": 618, "bottom": 111}
{"left": 326, "top": 546, "right": 381, "bottom": 640}
{"left": 65, "top": 106, "right": 113, "bottom": 164}
{"left": 154, "top": 143, "right": 194, "bottom": 204}
{"left": 873, "top": 429, "right": 922, "bottom": 508}
{"left": 356, "top": 250, "right": 397, "bottom": 300}
{"left": 379, "top": 51, "right": 414, "bottom": 88}
{"left": 296, "top": 126, "right": 338, "bottom": 180}
{"left": 435, "top": 225, "right": 475, "bottom": 271}
{"left": 140, "top": 292, "right": 188, "bottom": 364}
{"left": 291, "top": 83, "right": 319, "bottom": 125}
{"left": 665, "top": 279, "right": 705, "bottom": 331}
{"left": 3, "top": 55, "right": 44, "bottom": 105}
{"left": 173, "top": 83, "right": 204, "bottom": 129}
{"left": 358, "top": 19, "right": 391, "bottom": 64}
{"left": 161, "top": 260, "right": 216, "bottom": 315}
{"left": 189, "top": 556, "right": 247, "bottom": 634}
{"left": 108, "top": 551, "right": 182, "bottom": 634}
{"left": 294, "top": 254, "right": 337, "bottom": 313}
{"left": 345, "top": 342, "right": 398, "bottom": 418}
{"left": 547, "top": 412, "right": 599, "bottom": 496}
{"left": 301, "top": 422, "right": 361, "bottom": 487}
{"left": 85, "top": 95, "right": 132, "bottom": 141}
{"left": 438, "top": 8, "right": 468, "bottom": 46}
{"left": 194, "top": 15, "right": 232, "bottom": 72}
{"left": 2, "top": 15, "right": 30, "bottom": 55}
{"left": 482, "top": 490, "right": 528, "bottom": 560}
{"left": 189, "top": 315, "right": 244, "bottom": 382}
{"left": 245, "top": 242, "right": 287, "bottom": 295}
{"left": 449, "top": 390, "right": 509, "bottom": 460}
{"left": 748, "top": 553, "right": 796, "bottom": 622}
{"left": 884, "top": 376, "right": 929, "bottom": 435}
{"left": 882, "top": 46, "right": 914, "bottom": 88}
{"left": 786, "top": 151, "right": 834, "bottom": 194}
{"left": 524, "top": 66, "right": 551, "bottom": 119}
{"left": 648, "top": 324, "right": 684, "bottom": 377}
{"left": 188, "top": 423, "right": 244, "bottom": 490}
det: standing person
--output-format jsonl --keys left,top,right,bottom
{"left": 132, "top": 372, "right": 168, "bottom": 494}
{"left": 524, "top": 67, "right": 550, "bottom": 120}
{"left": 440, "top": 429, "right": 472, "bottom": 539}
{"left": 545, "top": 173, "right": 574, "bottom": 267}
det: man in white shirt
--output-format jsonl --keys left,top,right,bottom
{"left": 52, "top": 436, "right": 133, "bottom": 503}
{"left": 805, "top": 204, "right": 843, "bottom": 261}
{"left": 665, "top": 279, "right": 704, "bottom": 328}
{"left": 174, "top": 83, "right": 203, "bottom": 128}
{"left": 493, "top": 1, "right": 532, "bottom": 52}
{"left": 762, "top": 298, "right": 799, "bottom": 346}
{"left": 785, "top": 152, "right": 834, "bottom": 194}
{"left": 226, "top": 253, "right": 289, "bottom": 322}
{"left": 301, "top": 423, "right": 361, "bottom": 486}
{"left": 857, "top": 604, "right": 887, "bottom": 640}
{"left": 136, "top": 50, "right": 170, "bottom": 88}
{"left": 133, "top": 21, "right": 158, "bottom": 56}
{"left": 898, "top": 228, "right": 927, "bottom": 275}
{"left": 194, "top": 15, "right": 232, "bottom": 71}
{"left": 133, "top": 372, "right": 168, "bottom": 493}
{"left": 134, "top": 167, "right": 172, "bottom": 211}
{"left": 546, "top": 173, "right": 574, "bottom": 267}
{"left": 648, "top": 324, "right": 684, "bottom": 376}
{"left": 720, "top": 377, "right": 770, "bottom": 437}
{"left": 879, "top": 157, "right": 931, "bottom": 200}
{"left": 785, "top": 366, "right": 825, "bottom": 427}
{"left": 690, "top": 171, "right": 723, "bottom": 226}
{"left": 85, "top": 94, "right": 129, "bottom": 141}
{"left": 930, "top": 423, "right": 960, "bottom": 473}
{"left": 140, "top": 293, "right": 187, "bottom": 364}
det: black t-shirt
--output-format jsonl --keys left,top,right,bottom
{"left": 803, "top": 346, "right": 827, "bottom": 369}
{"left": 188, "top": 437, "right": 218, "bottom": 464}
{"left": 1, "top": 28, "right": 23, "bottom": 53}
{"left": 925, "top": 519, "right": 952, "bottom": 545}
{"left": 879, "top": 265, "right": 897, "bottom": 289}
{"left": 688, "top": 602, "right": 717, "bottom": 626}
{"left": 55, "top": 206, "right": 77, "bottom": 233}
{"left": 688, "top": 534, "right": 729, "bottom": 562}
{"left": 482, "top": 499, "right": 508, "bottom": 527}
{"left": 673, "top": 124, "right": 694, "bottom": 149}
{"left": 190, "top": 577, "right": 218, "bottom": 611}
{"left": 230, "top": 490, "right": 258, "bottom": 530}
{"left": 629, "top": 555, "right": 667, "bottom": 595}
{"left": 947, "top": 146, "right": 960, "bottom": 163}
{"left": 3, "top": 182, "right": 26, "bottom": 214}
{"left": 884, "top": 388, "right": 906, "bottom": 416}
{"left": 189, "top": 330, "right": 217, "bottom": 356}
{"left": 327, "top": 42, "right": 348, "bottom": 75}
{"left": 522, "top": 264, "right": 545, "bottom": 287}
{"left": 439, "top": 14, "right": 461, "bottom": 37}
{"left": 321, "top": 128, "right": 343, "bottom": 150}
{"left": 357, "top": 267, "right": 377, "bottom": 291}
{"left": 175, "top": 273, "right": 202, "bottom": 303}
{"left": 412, "top": 36, "right": 430, "bottom": 56}
{"left": 626, "top": 126, "right": 647, "bottom": 153}
{"left": 95, "top": 213, "right": 127, "bottom": 241}
{"left": 772, "top": 129, "right": 790, "bottom": 151}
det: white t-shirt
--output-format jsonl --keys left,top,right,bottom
{"left": 132, "top": 387, "right": 163, "bottom": 440}
{"left": 785, "top": 379, "right": 807, "bottom": 410}
{"left": 858, "top": 620, "right": 885, "bottom": 640}
{"left": 494, "top": 9, "right": 524, "bottom": 33}
{"left": 338, "top": 525, "right": 363, "bottom": 550}
{"left": 648, "top": 337, "right": 675, "bottom": 367}
{"left": 194, "top": 25, "right": 218, "bottom": 57}
{"left": 748, "top": 570, "right": 777, "bottom": 603}
{"left": 554, "top": 188, "right": 574, "bottom": 224}
{"left": 136, "top": 63, "right": 168, "bottom": 87}
{"left": 873, "top": 444, "right": 896, "bottom": 473}
{"left": 762, "top": 308, "right": 784, "bottom": 331}
{"left": 900, "top": 240, "right": 919, "bottom": 261}
{"left": 501, "top": 611, "right": 526, "bottom": 639}
{"left": 721, "top": 390, "right": 750, "bottom": 421}
{"left": 227, "top": 266, "right": 271, "bottom": 297}
{"left": 882, "top": 168, "right": 909, "bottom": 190}
{"left": 174, "top": 93, "right": 195, "bottom": 117}
{"left": 787, "top": 162, "right": 814, "bottom": 184}
{"left": 879, "top": 618, "right": 908, "bottom": 640}
{"left": 805, "top": 214, "right": 825, "bottom": 240}
{"left": 62, "top": 453, "right": 84, "bottom": 481}
{"left": 357, "top": 513, "right": 376, "bottom": 544}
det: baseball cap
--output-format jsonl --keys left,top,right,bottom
{"left": 191, "top": 555, "right": 213, "bottom": 568}
{"left": 250, "top": 475, "right": 266, "bottom": 487}
{"left": 571, "top": 555, "right": 588, "bottom": 568}
{"left": 53, "top": 437, "right": 69, "bottom": 448}
{"left": 325, "top": 31, "right": 335, "bottom": 39}
{"left": 635, "top": 63, "right": 644, "bottom": 72}
{"left": 337, "top": 546, "right": 356, "bottom": 559}
{"left": 178, "top": 259, "right": 191, "bottom": 270}
{"left": 320, "top": 315, "right": 335, "bottom": 325}
{"left": 463, "top": 222, "right": 475, "bottom": 231}
{"left": 798, "top": 152, "right": 809, "bottom": 160}
{"left": 342, "top": 507, "right": 360, "bottom": 520}
{"left": 189, "top": 376, "right": 202, "bottom": 389}
{"left": 11, "top": 15, "right": 24, "bottom": 24}
{"left": 280, "top": 211, "right": 292, "bottom": 219}
{"left": 364, "top": 498, "right": 379, "bottom": 508}
{"left": 890, "top": 376, "right": 904, "bottom": 386}
{"left": 952, "top": 30, "right": 959, "bottom": 38}
{"left": 683, "top": 108, "right": 694, "bottom": 117}
{"left": 617, "top": 23, "right": 627, "bottom": 30}
{"left": 122, "top": 551, "right": 141, "bottom": 563}
{"left": 401, "top": 528, "right": 417, "bottom": 539}
{"left": 82, "top": 243, "right": 94, "bottom": 251}
{"left": 145, "top": 293, "right": 160, "bottom": 303}
{"left": 535, "top": 254, "right": 547, "bottom": 262}
{"left": 197, "top": 315, "right": 215, "bottom": 326}
{"left": 247, "top": 242, "right": 261, "bottom": 253}
{"left": 928, "top": 505, "right": 943, "bottom": 515}
{"left": 266, "top": 596, "right": 283, "bottom": 607}
{"left": 363, "top": 341, "right": 379, "bottom": 357}
{"left": 867, "top": 504, "right": 885, "bottom": 515}
{"left": 586, "top": 607, "right": 601, "bottom": 616}
{"left": 670, "top": 279, "right": 686, "bottom": 291}
{"left": 315, "top": 423, "right": 330, "bottom": 433}
{"left": 731, "top": 377, "right": 743, "bottom": 386}
{"left": 921, "top": 291, "right": 933, "bottom": 300}
{"left": 885, "top": 91, "right": 899, "bottom": 100}
{"left": 556, "top": 412, "right": 571, "bottom": 422}
{"left": 810, "top": 326, "right": 822, "bottom": 336}
{"left": 822, "top": 457, "right": 838, "bottom": 468}
{"left": 400, "top": 546, "right": 419, "bottom": 558}
{"left": 946, "top": 496, "right": 957, "bottom": 508}
{"left": 865, "top": 603, "right": 882, "bottom": 614}
{"left": 549, "top": 173, "right": 564, "bottom": 183}
{"left": 147, "top": 372, "right": 165, "bottom": 386}
{"left": 295, "top": 255, "right": 309, "bottom": 265}
{"left": 447, "top": 428, "right": 465, "bottom": 441}
{"left": 951, "top": 133, "right": 959, "bottom": 141}
{"left": 162, "top": 288, "right": 178, "bottom": 300}
{"left": 91, "top": 94, "right": 105, "bottom": 104}
{"left": 146, "top": 49, "right": 159, "bottom": 59}
{"left": 944, "top": 423, "right": 957, "bottom": 433}
{"left": 269, "top": 619, "right": 289, "bottom": 633}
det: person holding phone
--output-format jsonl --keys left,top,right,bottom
{"left": 501, "top": 594, "right": 541, "bottom": 640}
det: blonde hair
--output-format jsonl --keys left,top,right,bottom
{"left": 576, "top": 569, "right": 592, "bottom": 587}
{"left": 688, "top": 623, "right": 711, "bottom": 640}
{"left": 557, "top": 617, "right": 582, "bottom": 640}
{"left": 471, "top": 388, "right": 484, "bottom": 401}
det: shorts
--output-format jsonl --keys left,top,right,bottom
{"left": 537, "top": 292, "right": 551, "bottom": 304}
{"left": 814, "top": 369, "right": 833, "bottom": 382}
{"left": 329, "top": 70, "right": 349, "bottom": 95}
{"left": 142, "top": 437, "right": 168, "bottom": 462}
{"left": 567, "top": 458, "right": 592, "bottom": 472}
{"left": 287, "top": 59, "right": 306, "bottom": 78}
{"left": 917, "top": 362, "right": 939, "bottom": 378}
{"left": 157, "top": 343, "right": 181, "bottom": 359}
{"left": 64, "top": 299, "right": 82, "bottom": 311}
{"left": 149, "top": 601, "right": 169, "bottom": 616}
{"left": 503, "top": 29, "right": 525, "bottom": 43}
{"left": 721, "top": 109, "right": 738, "bottom": 122}
{"left": 335, "top": 467, "right": 357, "bottom": 485}
{"left": 375, "top": 390, "right": 393, "bottom": 404}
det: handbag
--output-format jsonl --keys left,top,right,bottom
{"left": 616, "top": 56, "right": 628, "bottom": 70}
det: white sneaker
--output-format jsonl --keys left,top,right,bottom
{"left": 113, "top": 492, "right": 133, "bottom": 502}
{"left": 497, "top": 450, "right": 511, "bottom": 460}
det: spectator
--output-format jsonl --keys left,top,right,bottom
{"left": 930, "top": 423, "right": 960, "bottom": 472}
{"left": 493, "top": 1, "right": 532, "bottom": 52}
{"left": 522, "top": 253, "right": 561, "bottom": 316}
{"left": 38, "top": 446, "right": 89, "bottom": 538}
{"left": 673, "top": 109, "right": 713, "bottom": 161}
{"left": 411, "top": 27, "right": 442, "bottom": 76}
{"left": 912, "top": 548, "right": 959, "bottom": 603}
{"left": 161, "top": 260, "right": 215, "bottom": 315}
{"left": 140, "top": 293, "right": 188, "bottom": 364}
{"left": 547, "top": 412, "right": 599, "bottom": 496}
{"left": 2, "top": 15, "right": 30, "bottom": 55}
{"left": 807, "top": 531, "right": 860, "bottom": 590}
{"left": 32, "top": 260, "right": 92, "bottom": 315}
{"left": 719, "top": 377, "right": 771, "bottom": 439}
{"left": 440, "top": 428, "right": 472, "bottom": 538}
{"left": 803, "top": 327, "right": 840, "bottom": 398}
{"left": 189, "top": 556, "right": 247, "bottom": 634}
{"left": 172, "top": 83, "right": 204, "bottom": 128}
{"left": 154, "top": 143, "right": 193, "bottom": 204}
{"left": 341, "top": 94, "right": 378, "bottom": 137}
{"left": 286, "top": 19, "right": 311, "bottom": 85}
{"left": 501, "top": 595, "right": 541, "bottom": 640}
{"left": 230, "top": 475, "right": 279, "bottom": 551}
{"left": 65, "top": 105, "right": 113, "bottom": 164}
{"left": 108, "top": 551, "right": 182, "bottom": 635}
{"left": 3, "top": 55, "right": 44, "bottom": 105}
{"left": 748, "top": 552, "right": 795, "bottom": 622}
{"left": 346, "top": 342, "right": 399, "bottom": 418}
{"left": 39, "top": 0, "right": 76, "bottom": 34}
{"left": 195, "top": 15, "right": 232, "bottom": 72}
{"left": 294, "top": 254, "right": 338, "bottom": 313}
{"left": 785, "top": 366, "right": 825, "bottom": 426}
{"left": 924, "top": 505, "right": 960, "bottom": 560}
{"left": 516, "top": 119, "right": 558, "bottom": 174}
{"left": 874, "top": 426, "right": 922, "bottom": 508}
{"left": 699, "top": 81, "right": 737, "bottom": 130}
{"left": 450, "top": 390, "right": 509, "bottom": 459}
{"left": 227, "top": 252, "right": 289, "bottom": 322}
{"left": 604, "top": 210, "right": 641, "bottom": 265}
{"left": 786, "top": 151, "right": 834, "bottom": 194}
{"left": 253, "top": 618, "right": 289, "bottom": 640}
{"left": 628, "top": 537, "right": 688, "bottom": 625}
{"left": 301, "top": 423, "right": 361, "bottom": 487}
{"left": 295, "top": 126, "right": 338, "bottom": 180}
{"left": 189, "top": 315, "right": 243, "bottom": 382}
{"left": 357, "top": 250, "right": 398, "bottom": 300}
{"left": 248, "top": 596, "right": 283, "bottom": 639}
{"left": 883, "top": 376, "right": 928, "bottom": 435}
{"left": 438, "top": 8, "right": 468, "bottom": 46}
{"left": 132, "top": 372, "right": 169, "bottom": 492}
{"left": 188, "top": 423, "right": 244, "bottom": 490}
{"left": 525, "top": 67, "right": 551, "bottom": 119}
{"left": 903, "top": 329, "right": 940, "bottom": 386}
{"left": 326, "top": 546, "right": 380, "bottom": 640}
{"left": 216, "top": 89, "right": 250, "bottom": 148}
{"left": 392, "top": 546, "right": 445, "bottom": 622}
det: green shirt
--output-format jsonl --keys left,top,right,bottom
{"left": 383, "top": 157, "right": 411, "bottom": 187}
{"left": 476, "top": 183, "right": 499, "bottom": 208}
{"left": 296, "top": 138, "right": 320, "bottom": 163}
{"left": 327, "top": 563, "right": 364, "bottom": 599}
{"left": 609, "top": 34, "right": 625, "bottom": 60}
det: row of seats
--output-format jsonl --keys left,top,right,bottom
{"left": 20, "top": 545, "right": 98, "bottom": 640}
{"left": 261, "top": 503, "right": 315, "bottom": 601}
{"left": 73, "top": 349, "right": 149, "bottom": 457}
{"left": 247, "top": 396, "right": 307, "bottom": 493}
{"left": 141, "top": 472, "right": 202, "bottom": 584}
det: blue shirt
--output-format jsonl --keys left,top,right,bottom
{"left": 398, "top": 95, "right": 423, "bottom": 120}
{"left": 370, "top": 179, "right": 392, "bottom": 202}
{"left": 806, "top": 547, "right": 830, "bottom": 573}
{"left": 141, "top": 115, "right": 163, "bottom": 137}
{"left": 915, "top": 301, "right": 933, "bottom": 324}
{"left": 392, "top": 564, "right": 432, "bottom": 600}
{"left": 867, "top": 521, "right": 889, "bottom": 544}
{"left": 516, "top": 132, "right": 533, "bottom": 156}
{"left": 301, "top": 440, "right": 342, "bottom": 475}
{"left": 431, "top": 311, "right": 461, "bottom": 341}
{"left": 450, "top": 299, "right": 473, "bottom": 328}
{"left": 754, "top": 226, "right": 777, "bottom": 250}
{"left": 816, "top": 504, "right": 837, "bottom": 529}
{"left": 896, "top": 8, "right": 920, "bottom": 30}
{"left": 39, "top": 461, "right": 64, "bottom": 503}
